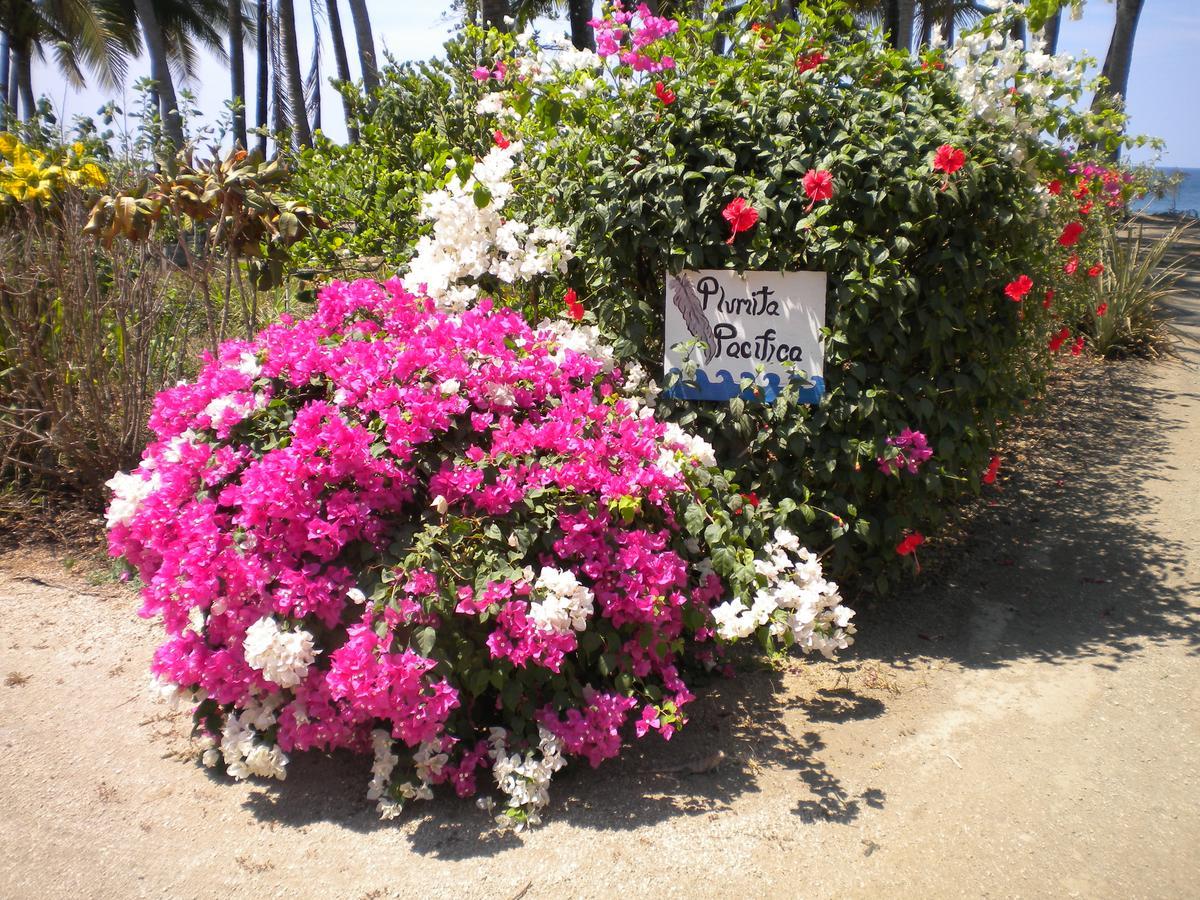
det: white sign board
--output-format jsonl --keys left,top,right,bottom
{"left": 663, "top": 269, "right": 826, "bottom": 402}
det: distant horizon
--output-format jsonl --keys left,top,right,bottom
{"left": 28, "top": 1, "right": 1200, "bottom": 168}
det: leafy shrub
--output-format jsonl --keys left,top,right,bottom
{"left": 107, "top": 278, "right": 854, "bottom": 826}
{"left": 0, "top": 191, "right": 194, "bottom": 494}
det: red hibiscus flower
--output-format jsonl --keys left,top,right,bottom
{"left": 653, "top": 80, "right": 676, "bottom": 105}
{"left": 1071, "top": 335, "right": 1086, "bottom": 357}
{"left": 1047, "top": 180, "right": 1063, "bottom": 195}
{"left": 896, "top": 532, "right": 925, "bottom": 556}
{"left": 802, "top": 169, "right": 833, "bottom": 211}
{"left": 493, "top": 130, "right": 510, "bottom": 149}
{"left": 564, "top": 288, "right": 584, "bottom": 321}
{"left": 1043, "top": 289, "right": 1054, "bottom": 309}
{"left": 983, "top": 455, "right": 1002, "bottom": 485}
{"left": 1059, "top": 221, "right": 1084, "bottom": 246}
{"left": 722, "top": 197, "right": 759, "bottom": 244}
{"left": 1048, "top": 327, "right": 1070, "bottom": 352}
{"left": 1096, "top": 302, "right": 1108, "bottom": 317}
{"left": 933, "top": 144, "right": 966, "bottom": 175}
{"left": 1088, "top": 263, "right": 1104, "bottom": 277}
{"left": 1064, "top": 255, "right": 1080, "bottom": 275}
{"left": 795, "top": 50, "right": 826, "bottom": 73}
{"left": 1004, "top": 274, "right": 1033, "bottom": 302}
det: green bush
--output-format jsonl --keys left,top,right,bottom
{"left": 517, "top": 7, "right": 1057, "bottom": 594}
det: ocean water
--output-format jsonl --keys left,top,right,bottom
{"left": 1135, "top": 167, "right": 1200, "bottom": 217}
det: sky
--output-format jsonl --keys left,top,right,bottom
{"left": 31, "top": 0, "right": 1200, "bottom": 167}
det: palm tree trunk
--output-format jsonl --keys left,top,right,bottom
{"left": 1094, "top": 0, "right": 1145, "bottom": 106}
{"left": 568, "top": 0, "right": 594, "bottom": 51}
{"left": 346, "top": 0, "right": 379, "bottom": 94}
{"left": 481, "top": 0, "right": 510, "bottom": 31}
{"left": 895, "top": 0, "right": 915, "bottom": 52}
{"left": 277, "top": 0, "right": 311, "bottom": 147}
{"left": 132, "top": 0, "right": 185, "bottom": 151}
{"left": 255, "top": 0, "right": 269, "bottom": 158}
{"left": 882, "top": 0, "right": 899, "bottom": 48}
{"left": 229, "top": 0, "right": 248, "bottom": 148}
{"left": 325, "top": 0, "right": 358, "bottom": 141}
{"left": 0, "top": 29, "right": 10, "bottom": 130}
{"left": 1042, "top": 8, "right": 1062, "bottom": 54}
{"left": 14, "top": 42, "right": 34, "bottom": 122}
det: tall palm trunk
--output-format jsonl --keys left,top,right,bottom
{"left": 0, "top": 29, "right": 10, "bottom": 129}
{"left": 255, "top": 0, "right": 269, "bottom": 158}
{"left": 346, "top": 0, "right": 378, "bottom": 94}
{"left": 1094, "top": 0, "right": 1145, "bottom": 106}
{"left": 568, "top": 0, "right": 594, "bottom": 51}
{"left": 481, "top": 0, "right": 510, "bottom": 31}
{"left": 895, "top": 0, "right": 915, "bottom": 52}
{"left": 14, "top": 41, "right": 34, "bottom": 122}
{"left": 229, "top": 0, "right": 248, "bottom": 148}
{"left": 277, "top": 0, "right": 311, "bottom": 147}
{"left": 325, "top": 0, "right": 358, "bottom": 141}
{"left": 1042, "top": 8, "right": 1062, "bottom": 54}
{"left": 132, "top": 0, "right": 185, "bottom": 151}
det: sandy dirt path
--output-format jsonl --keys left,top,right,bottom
{"left": 2, "top": 253, "right": 1198, "bottom": 899}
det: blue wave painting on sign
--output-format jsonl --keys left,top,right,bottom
{"left": 664, "top": 368, "right": 825, "bottom": 404}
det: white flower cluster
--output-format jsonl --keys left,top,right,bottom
{"left": 207, "top": 692, "right": 289, "bottom": 780}
{"left": 536, "top": 318, "right": 616, "bottom": 374}
{"left": 710, "top": 528, "right": 856, "bottom": 659}
{"left": 947, "top": 5, "right": 1084, "bottom": 158}
{"left": 201, "top": 391, "right": 268, "bottom": 429}
{"left": 365, "top": 731, "right": 449, "bottom": 819}
{"left": 235, "top": 351, "right": 262, "bottom": 378}
{"left": 657, "top": 422, "right": 718, "bottom": 479}
{"left": 148, "top": 674, "right": 205, "bottom": 710}
{"left": 486, "top": 725, "right": 566, "bottom": 831}
{"left": 529, "top": 566, "right": 595, "bottom": 634}
{"left": 405, "top": 142, "right": 574, "bottom": 310}
{"left": 242, "top": 616, "right": 317, "bottom": 688}
{"left": 104, "top": 469, "right": 161, "bottom": 528}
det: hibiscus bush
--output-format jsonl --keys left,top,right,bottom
{"left": 464, "top": 2, "right": 1093, "bottom": 593}
{"left": 107, "top": 277, "right": 854, "bottom": 827}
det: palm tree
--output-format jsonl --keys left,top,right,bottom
{"left": 0, "top": 0, "right": 131, "bottom": 122}
{"left": 568, "top": 0, "right": 595, "bottom": 50}
{"left": 1041, "top": 6, "right": 1062, "bottom": 53}
{"left": 346, "top": 0, "right": 378, "bottom": 94}
{"left": 0, "top": 29, "right": 11, "bottom": 127}
{"left": 255, "top": 0, "right": 268, "bottom": 156}
{"left": 131, "top": 0, "right": 184, "bottom": 147}
{"left": 325, "top": 0, "right": 358, "bottom": 141}
{"left": 229, "top": 0, "right": 248, "bottom": 147}
{"left": 277, "top": 0, "right": 311, "bottom": 147}
{"left": 481, "top": 0, "right": 511, "bottom": 30}
{"left": 1093, "top": 0, "right": 1145, "bottom": 108}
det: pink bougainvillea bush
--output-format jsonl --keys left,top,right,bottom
{"left": 106, "top": 278, "right": 854, "bottom": 829}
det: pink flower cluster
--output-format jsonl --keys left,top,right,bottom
{"left": 590, "top": 2, "right": 678, "bottom": 72}
{"left": 877, "top": 428, "right": 934, "bottom": 476}
{"left": 108, "top": 278, "right": 747, "bottom": 814}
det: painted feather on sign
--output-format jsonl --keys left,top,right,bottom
{"left": 669, "top": 274, "right": 717, "bottom": 364}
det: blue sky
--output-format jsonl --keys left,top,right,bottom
{"left": 32, "top": 0, "right": 1200, "bottom": 167}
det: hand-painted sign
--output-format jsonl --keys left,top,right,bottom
{"left": 663, "top": 269, "right": 826, "bottom": 402}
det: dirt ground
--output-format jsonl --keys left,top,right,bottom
{"left": 2, "top": 223, "right": 1198, "bottom": 899}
